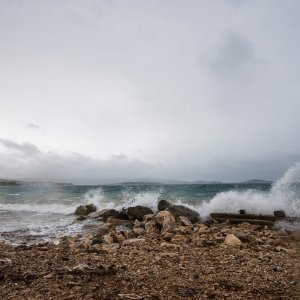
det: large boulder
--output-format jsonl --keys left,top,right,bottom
{"left": 124, "top": 205, "right": 153, "bottom": 220}
{"left": 75, "top": 204, "right": 97, "bottom": 216}
{"left": 157, "top": 200, "right": 200, "bottom": 224}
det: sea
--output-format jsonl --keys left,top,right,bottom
{"left": 0, "top": 164, "right": 299, "bottom": 244}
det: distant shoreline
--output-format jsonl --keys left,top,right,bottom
{"left": 0, "top": 178, "right": 272, "bottom": 186}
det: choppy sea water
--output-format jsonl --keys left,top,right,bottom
{"left": 0, "top": 164, "right": 299, "bottom": 244}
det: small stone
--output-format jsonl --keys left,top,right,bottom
{"left": 0, "top": 258, "right": 12, "bottom": 268}
{"left": 224, "top": 234, "right": 242, "bottom": 247}
{"left": 103, "top": 235, "right": 113, "bottom": 244}
{"left": 98, "top": 223, "right": 114, "bottom": 235}
{"left": 171, "top": 234, "right": 188, "bottom": 244}
{"left": 133, "top": 227, "right": 145, "bottom": 236}
{"left": 102, "top": 243, "right": 120, "bottom": 253}
{"left": 122, "top": 238, "right": 145, "bottom": 246}
{"left": 160, "top": 242, "right": 182, "bottom": 251}
{"left": 110, "top": 231, "right": 125, "bottom": 243}
{"left": 144, "top": 214, "right": 154, "bottom": 222}
{"left": 118, "top": 294, "right": 143, "bottom": 299}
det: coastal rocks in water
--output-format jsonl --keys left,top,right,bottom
{"left": 90, "top": 209, "right": 129, "bottom": 221}
{"left": 75, "top": 204, "right": 97, "bottom": 216}
{"left": 124, "top": 205, "right": 153, "bottom": 221}
{"left": 224, "top": 234, "right": 242, "bottom": 247}
{"left": 157, "top": 200, "right": 200, "bottom": 223}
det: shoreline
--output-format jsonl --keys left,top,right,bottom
{"left": 0, "top": 206, "right": 299, "bottom": 299}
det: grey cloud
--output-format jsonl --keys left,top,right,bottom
{"left": 0, "top": 139, "right": 153, "bottom": 183}
{"left": 210, "top": 32, "right": 257, "bottom": 79}
{"left": 0, "top": 138, "right": 40, "bottom": 155}
{"left": 25, "top": 123, "right": 40, "bottom": 129}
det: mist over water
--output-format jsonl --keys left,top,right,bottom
{"left": 0, "top": 164, "right": 299, "bottom": 243}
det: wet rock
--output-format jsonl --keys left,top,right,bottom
{"left": 124, "top": 205, "right": 153, "bottom": 221}
{"left": 76, "top": 216, "right": 87, "bottom": 221}
{"left": 158, "top": 199, "right": 172, "bottom": 211}
{"left": 224, "top": 234, "right": 242, "bottom": 247}
{"left": 75, "top": 204, "right": 97, "bottom": 216}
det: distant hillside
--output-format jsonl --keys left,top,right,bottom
{"left": 241, "top": 179, "right": 272, "bottom": 184}
{"left": 0, "top": 179, "right": 73, "bottom": 186}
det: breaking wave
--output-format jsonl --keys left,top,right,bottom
{"left": 198, "top": 163, "right": 300, "bottom": 218}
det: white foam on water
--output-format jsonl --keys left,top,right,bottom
{"left": 197, "top": 163, "right": 300, "bottom": 218}
{"left": 0, "top": 203, "right": 77, "bottom": 214}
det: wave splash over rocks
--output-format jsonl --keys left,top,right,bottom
{"left": 0, "top": 164, "right": 299, "bottom": 243}
{"left": 198, "top": 163, "right": 300, "bottom": 218}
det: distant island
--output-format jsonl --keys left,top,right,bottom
{"left": 0, "top": 179, "right": 73, "bottom": 186}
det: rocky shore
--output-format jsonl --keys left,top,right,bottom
{"left": 0, "top": 201, "right": 299, "bottom": 299}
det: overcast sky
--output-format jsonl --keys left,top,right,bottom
{"left": 0, "top": 0, "right": 299, "bottom": 183}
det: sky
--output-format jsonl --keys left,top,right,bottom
{"left": 0, "top": 0, "right": 299, "bottom": 183}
